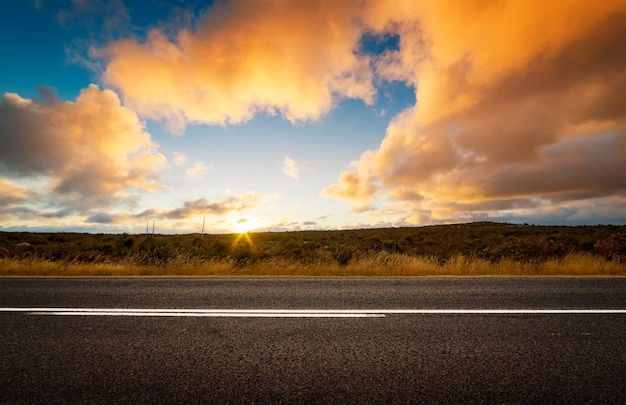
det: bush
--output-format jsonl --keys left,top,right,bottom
{"left": 594, "top": 233, "right": 626, "bottom": 261}
{"left": 330, "top": 244, "right": 353, "bottom": 266}
{"left": 137, "top": 237, "right": 175, "bottom": 266}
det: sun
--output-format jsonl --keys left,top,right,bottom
{"left": 232, "top": 216, "right": 259, "bottom": 234}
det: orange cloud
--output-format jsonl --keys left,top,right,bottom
{"left": 0, "top": 85, "right": 166, "bottom": 209}
{"left": 322, "top": 149, "right": 379, "bottom": 209}
{"left": 326, "top": 1, "right": 626, "bottom": 224}
{"left": 364, "top": 0, "right": 626, "bottom": 124}
{"left": 94, "top": 0, "right": 374, "bottom": 133}
{"left": 0, "top": 179, "right": 35, "bottom": 207}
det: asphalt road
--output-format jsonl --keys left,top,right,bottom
{"left": 1, "top": 277, "right": 625, "bottom": 404}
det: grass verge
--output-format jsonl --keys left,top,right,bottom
{"left": 1, "top": 252, "right": 624, "bottom": 277}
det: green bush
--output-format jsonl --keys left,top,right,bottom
{"left": 138, "top": 237, "right": 175, "bottom": 266}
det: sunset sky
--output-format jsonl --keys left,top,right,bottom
{"left": 1, "top": 0, "right": 625, "bottom": 234}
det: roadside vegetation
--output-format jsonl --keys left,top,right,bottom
{"left": 1, "top": 222, "right": 625, "bottom": 276}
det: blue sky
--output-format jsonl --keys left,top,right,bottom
{"left": 1, "top": 0, "right": 625, "bottom": 234}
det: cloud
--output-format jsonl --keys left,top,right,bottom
{"left": 162, "top": 194, "right": 259, "bottom": 220}
{"left": 86, "top": 193, "right": 261, "bottom": 224}
{"left": 0, "top": 84, "right": 166, "bottom": 210}
{"left": 56, "top": 0, "right": 131, "bottom": 40}
{"left": 171, "top": 151, "right": 186, "bottom": 167}
{"left": 93, "top": 0, "right": 375, "bottom": 133}
{"left": 325, "top": 1, "right": 626, "bottom": 224}
{"left": 11, "top": 1, "right": 625, "bottom": 229}
{"left": 0, "top": 179, "right": 34, "bottom": 207}
{"left": 282, "top": 156, "right": 300, "bottom": 180}
{"left": 185, "top": 161, "right": 213, "bottom": 181}
{"left": 85, "top": 211, "right": 118, "bottom": 224}
{"left": 0, "top": 180, "right": 41, "bottom": 223}
{"left": 322, "top": 149, "right": 379, "bottom": 209}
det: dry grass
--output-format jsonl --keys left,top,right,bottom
{"left": 1, "top": 252, "right": 624, "bottom": 277}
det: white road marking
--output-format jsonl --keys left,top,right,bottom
{"left": 32, "top": 312, "right": 383, "bottom": 318}
{"left": 0, "top": 308, "right": 383, "bottom": 317}
{"left": 1, "top": 308, "right": 626, "bottom": 317}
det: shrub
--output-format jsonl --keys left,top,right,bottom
{"left": 330, "top": 244, "right": 353, "bottom": 266}
{"left": 594, "top": 233, "right": 626, "bottom": 261}
{"left": 137, "top": 237, "right": 175, "bottom": 266}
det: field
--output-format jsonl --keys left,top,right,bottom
{"left": 1, "top": 222, "right": 625, "bottom": 276}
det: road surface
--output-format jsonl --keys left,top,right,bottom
{"left": 1, "top": 277, "right": 625, "bottom": 403}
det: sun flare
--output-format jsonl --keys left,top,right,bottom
{"left": 232, "top": 216, "right": 259, "bottom": 234}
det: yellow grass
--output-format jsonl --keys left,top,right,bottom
{"left": 0, "top": 252, "right": 624, "bottom": 277}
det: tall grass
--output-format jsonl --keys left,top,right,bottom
{"left": 1, "top": 251, "right": 623, "bottom": 277}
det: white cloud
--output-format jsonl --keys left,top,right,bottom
{"left": 282, "top": 156, "right": 300, "bottom": 180}
{"left": 185, "top": 161, "right": 213, "bottom": 181}
{"left": 171, "top": 151, "right": 186, "bottom": 167}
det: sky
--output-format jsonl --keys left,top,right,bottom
{"left": 1, "top": 0, "right": 625, "bottom": 234}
